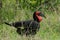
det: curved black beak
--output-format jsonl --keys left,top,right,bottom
{"left": 40, "top": 13, "right": 46, "bottom": 18}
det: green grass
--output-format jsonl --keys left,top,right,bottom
{"left": 0, "top": 11, "right": 60, "bottom": 40}
{"left": 0, "top": 0, "right": 60, "bottom": 40}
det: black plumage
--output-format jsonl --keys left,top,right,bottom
{"left": 4, "top": 11, "right": 46, "bottom": 36}
{"left": 4, "top": 20, "right": 40, "bottom": 35}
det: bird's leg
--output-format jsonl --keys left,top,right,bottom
{"left": 31, "top": 30, "right": 37, "bottom": 35}
{"left": 16, "top": 28, "right": 22, "bottom": 34}
{"left": 16, "top": 28, "right": 26, "bottom": 36}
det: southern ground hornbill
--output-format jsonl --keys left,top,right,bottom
{"left": 4, "top": 11, "right": 46, "bottom": 36}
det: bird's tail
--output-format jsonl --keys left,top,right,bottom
{"left": 4, "top": 22, "right": 12, "bottom": 26}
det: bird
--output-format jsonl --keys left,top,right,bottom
{"left": 4, "top": 11, "right": 46, "bottom": 36}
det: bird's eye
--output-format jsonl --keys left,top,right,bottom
{"left": 38, "top": 14, "right": 40, "bottom": 16}
{"left": 38, "top": 13, "right": 43, "bottom": 16}
{"left": 37, "top": 13, "right": 40, "bottom": 16}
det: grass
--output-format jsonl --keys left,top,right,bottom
{"left": 0, "top": 0, "right": 60, "bottom": 40}
{"left": 0, "top": 10, "right": 60, "bottom": 40}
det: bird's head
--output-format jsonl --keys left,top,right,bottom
{"left": 33, "top": 11, "right": 46, "bottom": 22}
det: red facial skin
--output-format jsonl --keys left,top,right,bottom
{"left": 35, "top": 11, "right": 42, "bottom": 22}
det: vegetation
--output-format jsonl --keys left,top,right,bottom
{"left": 0, "top": 0, "right": 60, "bottom": 40}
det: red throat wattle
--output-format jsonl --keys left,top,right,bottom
{"left": 36, "top": 15, "right": 42, "bottom": 22}
{"left": 35, "top": 11, "right": 42, "bottom": 22}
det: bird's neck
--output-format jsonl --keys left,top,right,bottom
{"left": 33, "top": 19, "right": 40, "bottom": 23}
